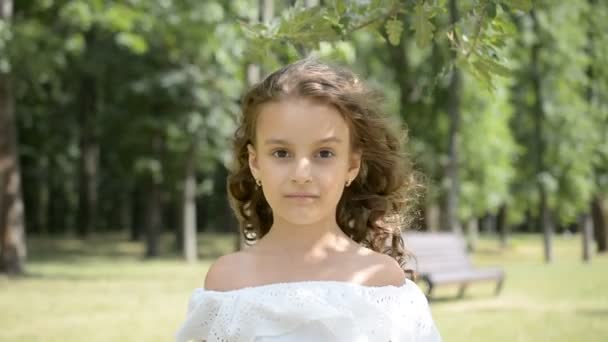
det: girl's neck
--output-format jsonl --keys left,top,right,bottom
{"left": 254, "top": 217, "right": 355, "bottom": 259}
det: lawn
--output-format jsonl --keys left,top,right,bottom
{"left": 0, "top": 232, "right": 606, "bottom": 341}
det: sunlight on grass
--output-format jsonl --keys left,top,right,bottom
{"left": 0, "top": 232, "right": 606, "bottom": 341}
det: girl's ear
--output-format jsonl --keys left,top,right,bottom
{"left": 347, "top": 150, "right": 362, "bottom": 183}
{"left": 247, "top": 144, "right": 260, "bottom": 180}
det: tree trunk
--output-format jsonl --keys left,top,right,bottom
{"left": 144, "top": 180, "right": 161, "bottom": 258}
{"left": 0, "top": 0, "right": 26, "bottom": 275}
{"left": 580, "top": 213, "right": 592, "bottom": 263}
{"left": 183, "top": 142, "right": 198, "bottom": 262}
{"left": 425, "top": 204, "right": 440, "bottom": 232}
{"left": 23, "top": 154, "right": 47, "bottom": 235}
{"left": 592, "top": 195, "right": 607, "bottom": 253}
{"left": 540, "top": 191, "right": 553, "bottom": 263}
{"left": 586, "top": 0, "right": 607, "bottom": 254}
{"left": 465, "top": 218, "right": 478, "bottom": 252}
{"left": 119, "top": 188, "right": 132, "bottom": 232}
{"left": 37, "top": 155, "right": 49, "bottom": 235}
{"left": 175, "top": 193, "right": 183, "bottom": 250}
{"left": 130, "top": 183, "right": 142, "bottom": 241}
{"left": 144, "top": 136, "right": 163, "bottom": 258}
{"left": 523, "top": 209, "right": 533, "bottom": 233}
{"left": 531, "top": 9, "right": 553, "bottom": 263}
{"left": 48, "top": 177, "right": 65, "bottom": 235}
{"left": 443, "top": 0, "right": 462, "bottom": 234}
{"left": 496, "top": 204, "right": 509, "bottom": 248}
{"left": 479, "top": 212, "right": 495, "bottom": 234}
{"left": 77, "top": 74, "right": 98, "bottom": 238}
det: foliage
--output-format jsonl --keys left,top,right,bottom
{"left": 10, "top": 0, "right": 244, "bottom": 231}
{"left": 243, "top": 0, "right": 532, "bottom": 88}
{"left": 509, "top": 1, "right": 598, "bottom": 224}
{"left": 5, "top": 0, "right": 607, "bottom": 238}
{"left": 459, "top": 73, "right": 518, "bottom": 220}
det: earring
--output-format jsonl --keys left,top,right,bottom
{"left": 256, "top": 179, "right": 262, "bottom": 187}
{"left": 345, "top": 178, "right": 352, "bottom": 187}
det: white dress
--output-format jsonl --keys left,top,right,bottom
{"left": 174, "top": 279, "right": 442, "bottom": 342}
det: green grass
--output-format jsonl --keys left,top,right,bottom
{"left": 432, "top": 235, "right": 608, "bottom": 341}
{"left": 0, "top": 232, "right": 607, "bottom": 341}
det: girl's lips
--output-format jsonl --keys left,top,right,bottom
{"left": 285, "top": 193, "right": 319, "bottom": 198}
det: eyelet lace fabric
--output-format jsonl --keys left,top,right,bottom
{"left": 175, "top": 279, "right": 441, "bottom": 342}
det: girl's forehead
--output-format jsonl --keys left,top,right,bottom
{"left": 255, "top": 98, "right": 351, "bottom": 145}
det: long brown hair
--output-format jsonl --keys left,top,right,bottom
{"left": 227, "top": 58, "right": 423, "bottom": 275}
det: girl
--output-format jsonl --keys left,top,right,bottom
{"left": 175, "top": 58, "right": 441, "bottom": 341}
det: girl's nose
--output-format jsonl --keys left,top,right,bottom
{"left": 291, "top": 157, "right": 312, "bottom": 184}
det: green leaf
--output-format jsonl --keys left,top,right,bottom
{"left": 412, "top": 3, "right": 435, "bottom": 49}
{"left": 103, "top": 4, "right": 139, "bottom": 31}
{"left": 471, "top": 59, "right": 495, "bottom": 90}
{"left": 65, "top": 33, "right": 85, "bottom": 54}
{"left": 239, "top": 22, "right": 266, "bottom": 39}
{"left": 201, "top": 2, "right": 225, "bottom": 24}
{"left": 115, "top": 32, "right": 148, "bottom": 54}
{"left": 334, "top": 0, "right": 346, "bottom": 16}
{"left": 503, "top": 0, "right": 532, "bottom": 12}
{"left": 385, "top": 18, "right": 403, "bottom": 46}
{"left": 485, "top": 2, "right": 497, "bottom": 19}
{"left": 476, "top": 56, "right": 511, "bottom": 77}
{"left": 59, "top": 1, "right": 93, "bottom": 30}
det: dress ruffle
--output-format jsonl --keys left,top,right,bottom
{"left": 175, "top": 279, "right": 441, "bottom": 342}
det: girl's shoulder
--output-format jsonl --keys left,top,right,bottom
{"left": 203, "top": 250, "right": 255, "bottom": 292}
{"left": 351, "top": 246, "right": 407, "bottom": 287}
{"left": 204, "top": 246, "right": 405, "bottom": 292}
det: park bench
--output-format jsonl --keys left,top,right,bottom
{"left": 403, "top": 232, "right": 505, "bottom": 299}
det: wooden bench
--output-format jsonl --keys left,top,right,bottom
{"left": 403, "top": 232, "right": 505, "bottom": 298}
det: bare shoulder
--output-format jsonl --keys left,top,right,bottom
{"left": 356, "top": 247, "right": 407, "bottom": 287}
{"left": 203, "top": 251, "right": 252, "bottom": 291}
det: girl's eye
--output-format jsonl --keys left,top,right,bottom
{"left": 317, "top": 150, "right": 335, "bottom": 158}
{"left": 272, "top": 150, "right": 290, "bottom": 158}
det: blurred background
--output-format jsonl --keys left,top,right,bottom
{"left": 0, "top": 0, "right": 607, "bottom": 341}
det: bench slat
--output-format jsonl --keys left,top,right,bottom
{"left": 403, "top": 232, "right": 505, "bottom": 298}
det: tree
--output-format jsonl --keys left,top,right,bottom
{"left": 587, "top": 0, "right": 608, "bottom": 253}
{"left": 443, "top": 0, "right": 462, "bottom": 233}
{"left": 510, "top": 1, "right": 594, "bottom": 262}
{"left": 530, "top": 8, "right": 553, "bottom": 263}
{"left": 0, "top": 0, "right": 27, "bottom": 274}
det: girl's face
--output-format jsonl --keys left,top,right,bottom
{"left": 248, "top": 97, "right": 361, "bottom": 227}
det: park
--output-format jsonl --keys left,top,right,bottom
{"left": 1, "top": 1, "right": 607, "bottom": 341}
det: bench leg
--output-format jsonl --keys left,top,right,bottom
{"left": 458, "top": 284, "right": 468, "bottom": 298}
{"left": 495, "top": 277, "right": 505, "bottom": 295}
{"left": 426, "top": 281, "right": 434, "bottom": 299}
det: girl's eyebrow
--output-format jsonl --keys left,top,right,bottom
{"left": 264, "top": 137, "right": 342, "bottom": 145}
{"left": 264, "top": 138, "right": 291, "bottom": 146}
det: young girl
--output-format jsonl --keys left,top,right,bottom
{"left": 175, "top": 58, "right": 441, "bottom": 341}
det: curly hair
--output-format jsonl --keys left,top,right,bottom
{"left": 227, "top": 58, "right": 423, "bottom": 277}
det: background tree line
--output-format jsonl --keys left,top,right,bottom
{"left": 1, "top": 0, "right": 607, "bottom": 274}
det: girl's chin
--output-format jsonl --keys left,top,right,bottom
{"left": 274, "top": 212, "right": 327, "bottom": 226}
{"left": 279, "top": 218, "right": 322, "bottom": 226}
